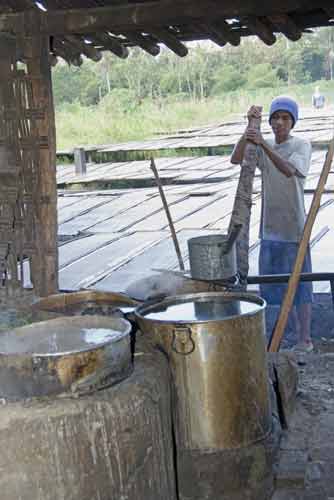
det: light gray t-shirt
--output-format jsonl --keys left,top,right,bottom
{"left": 257, "top": 135, "right": 312, "bottom": 242}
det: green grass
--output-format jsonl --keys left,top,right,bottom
{"left": 55, "top": 80, "right": 334, "bottom": 151}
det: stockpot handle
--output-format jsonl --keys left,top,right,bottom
{"left": 172, "top": 326, "right": 195, "bottom": 355}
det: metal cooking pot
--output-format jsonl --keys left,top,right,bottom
{"left": 32, "top": 290, "right": 139, "bottom": 319}
{"left": 135, "top": 292, "right": 271, "bottom": 451}
{"left": 0, "top": 315, "right": 132, "bottom": 400}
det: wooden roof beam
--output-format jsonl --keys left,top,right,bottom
{"left": 93, "top": 33, "right": 129, "bottom": 59}
{"left": 211, "top": 20, "right": 240, "bottom": 46}
{"left": 151, "top": 28, "right": 188, "bottom": 57}
{"left": 122, "top": 32, "right": 160, "bottom": 56}
{"left": 195, "top": 23, "right": 227, "bottom": 47}
{"left": 52, "top": 39, "right": 83, "bottom": 66}
{"left": 194, "top": 20, "right": 241, "bottom": 47}
{"left": 268, "top": 14, "right": 302, "bottom": 41}
{"left": 244, "top": 17, "right": 276, "bottom": 45}
{"left": 64, "top": 35, "right": 102, "bottom": 62}
{"left": 2, "top": 1, "right": 334, "bottom": 36}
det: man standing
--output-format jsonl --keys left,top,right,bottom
{"left": 231, "top": 96, "right": 313, "bottom": 352}
{"left": 312, "top": 86, "right": 325, "bottom": 109}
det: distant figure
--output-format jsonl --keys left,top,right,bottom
{"left": 312, "top": 86, "right": 325, "bottom": 109}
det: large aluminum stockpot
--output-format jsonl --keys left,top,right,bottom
{"left": 135, "top": 292, "right": 271, "bottom": 451}
{"left": 0, "top": 315, "right": 132, "bottom": 400}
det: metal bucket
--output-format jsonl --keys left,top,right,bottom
{"left": 135, "top": 292, "right": 271, "bottom": 451}
{"left": 188, "top": 234, "right": 237, "bottom": 280}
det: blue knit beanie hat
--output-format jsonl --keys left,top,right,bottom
{"left": 269, "top": 96, "right": 298, "bottom": 127}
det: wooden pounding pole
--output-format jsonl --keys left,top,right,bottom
{"left": 228, "top": 106, "right": 262, "bottom": 285}
{"left": 26, "top": 36, "right": 58, "bottom": 296}
{"left": 150, "top": 157, "right": 185, "bottom": 271}
{"left": 268, "top": 137, "right": 334, "bottom": 352}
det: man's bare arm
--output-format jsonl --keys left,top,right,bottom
{"left": 231, "top": 105, "right": 262, "bottom": 165}
{"left": 230, "top": 133, "right": 247, "bottom": 164}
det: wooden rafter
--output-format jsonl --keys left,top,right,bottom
{"left": 151, "top": 28, "right": 188, "bottom": 57}
{"left": 52, "top": 38, "right": 83, "bottom": 65}
{"left": 123, "top": 32, "right": 160, "bottom": 56}
{"left": 212, "top": 19, "right": 240, "bottom": 46}
{"left": 211, "top": 19, "right": 240, "bottom": 46}
{"left": 64, "top": 35, "right": 102, "bottom": 62}
{"left": 1, "top": 1, "right": 334, "bottom": 36}
{"left": 93, "top": 32, "right": 129, "bottom": 59}
{"left": 244, "top": 16, "right": 276, "bottom": 45}
{"left": 195, "top": 23, "right": 226, "bottom": 47}
{"left": 268, "top": 14, "right": 302, "bottom": 41}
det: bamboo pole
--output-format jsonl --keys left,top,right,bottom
{"left": 228, "top": 106, "right": 262, "bottom": 284}
{"left": 268, "top": 137, "right": 334, "bottom": 352}
{"left": 150, "top": 157, "right": 185, "bottom": 271}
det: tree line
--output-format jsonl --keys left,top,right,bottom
{"left": 52, "top": 28, "right": 334, "bottom": 108}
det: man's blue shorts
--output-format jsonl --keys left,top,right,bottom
{"left": 259, "top": 239, "right": 313, "bottom": 306}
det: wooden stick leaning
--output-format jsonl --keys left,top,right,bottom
{"left": 268, "top": 137, "right": 334, "bottom": 352}
{"left": 150, "top": 157, "right": 185, "bottom": 271}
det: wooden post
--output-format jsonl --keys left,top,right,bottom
{"left": 0, "top": 36, "right": 20, "bottom": 295}
{"left": 228, "top": 107, "right": 262, "bottom": 284}
{"left": 74, "top": 147, "right": 87, "bottom": 175}
{"left": 26, "top": 36, "right": 58, "bottom": 296}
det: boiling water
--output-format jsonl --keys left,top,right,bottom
{"left": 144, "top": 299, "right": 262, "bottom": 322}
{"left": 0, "top": 326, "right": 124, "bottom": 355}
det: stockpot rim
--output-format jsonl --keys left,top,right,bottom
{"left": 135, "top": 291, "right": 266, "bottom": 325}
{"left": 0, "top": 315, "right": 132, "bottom": 358}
